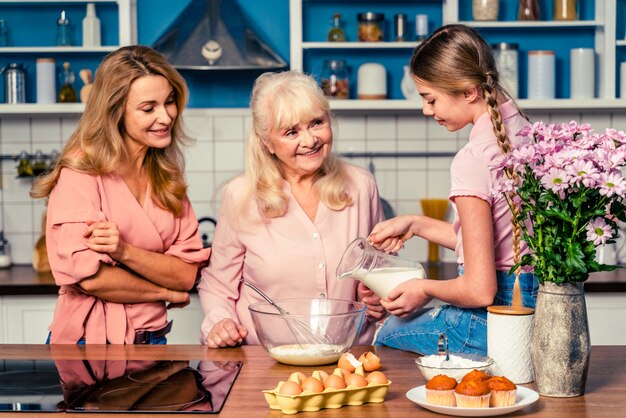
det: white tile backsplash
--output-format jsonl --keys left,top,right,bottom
{"left": 214, "top": 141, "right": 244, "bottom": 171}
{"left": 0, "top": 117, "right": 30, "bottom": 141}
{"left": 60, "top": 117, "right": 80, "bottom": 141}
{"left": 1, "top": 108, "right": 626, "bottom": 264}
{"left": 185, "top": 115, "right": 214, "bottom": 141}
{"left": 365, "top": 115, "right": 396, "bottom": 140}
{"left": 31, "top": 117, "right": 62, "bottom": 142}
{"left": 335, "top": 115, "right": 366, "bottom": 140}
{"left": 214, "top": 116, "right": 245, "bottom": 141}
{"left": 397, "top": 114, "right": 426, "bottom": 140}
{"left": 185, "top": 140, "right": 213, "bottom": 172}
{"left": 4, "top": 203, "right": 34, "bottom": 233}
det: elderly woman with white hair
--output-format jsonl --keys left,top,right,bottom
{"left": 198, "top": 70, "right": 386, "bottom": 347}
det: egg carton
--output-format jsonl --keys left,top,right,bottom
{"left": 262, "top": 380, "right": 391, "bottom": 415}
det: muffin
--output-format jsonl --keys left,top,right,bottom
{"left": 461, "top": 369, "right": 491, "bottom": 383}
{"left": 454, "top": 379, "right": 491, "bottom": 408}
{"left": 425, "top": 374, "right": 457, "bottom": 407}
{"left": 486, "top": 376, "right": 517, "bottom": 407}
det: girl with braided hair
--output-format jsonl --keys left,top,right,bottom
{"left": 367, "top": 24, "right": 538, "bottom": 355}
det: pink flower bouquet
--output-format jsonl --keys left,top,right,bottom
{"left": 491, "top": 121, "right": 626, "bottom": 283}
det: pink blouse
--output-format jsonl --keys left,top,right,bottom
{"left": 449, "top": 100, "right": 530, "bottom": 270}
{"left": 46, "top": 168, "right": 209, "bottom": 344}
{"left": 198, "top": 164, "right": 384, "bottom": 345}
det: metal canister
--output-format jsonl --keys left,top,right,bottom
{"left": 3, "top": 63, "right": 26, "bottom": 104}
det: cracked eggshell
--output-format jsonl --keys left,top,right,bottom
{"left": 338, "top": 352, "right": 362, "bottom": 372}
{"left": 359, "top": 351, "right": 383, "bottom": 372}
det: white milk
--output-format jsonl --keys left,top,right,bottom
{"left": 359, "top": 267, "right": 425, "bottom": 298}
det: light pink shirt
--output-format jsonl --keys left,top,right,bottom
{"left": 449, "top": 100, "right": 530, "bottom": 270}
{"left": 47, "top": 168, "right": 209, "bottom": 344}
{"left": 198, "top": 164, "right": 384, "bottom": 345}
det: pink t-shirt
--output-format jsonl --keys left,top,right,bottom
{"left": 46, "top": 168, "right": 209, "bottom": 344}
{"left": 197, "top": 164, "right": 384, "bottom": 345}
{"left": 449, "top": 100, "right": 530, "bottom": 270}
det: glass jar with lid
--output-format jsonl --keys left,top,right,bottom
{"left": 321, "top": 59, "right": 349, "bottom": 99}
{"left": 357, "top": 12, "right": 384, "bottom": 42}
{"left": 492, "top": 42, "right": 519, "bottom": 98}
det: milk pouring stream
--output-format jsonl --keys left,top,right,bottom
{"left": 336, "top": 238, "right": 426, "bottom": 298}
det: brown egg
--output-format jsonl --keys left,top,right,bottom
{"left": 288, "top": 371, "right": 306, "bottom": 385}
{"left": 335, "top": 367, "right": 351, "bottom": 380}
{"left": 366, "top": 370, "right": 389, "bottom": 385}
{"left": 337, "top": 352, "right": 362, "bottom": 372}
{"left": 279, "top": 380, "right": 303, "bottom": 395}
{"left": 345, "top": 373, "right": 368, "bottom": 387}
{"left": 358, "top": 351, "right": 383, "bottom": 372}
{"left": 301, "top": 376, "right": 324, "bottom": 393}
{"left": 312, "top": 370, "right": 329, "bottom": 383}
{"left": 324, "top": 374, "right": 347, "bottom": 389}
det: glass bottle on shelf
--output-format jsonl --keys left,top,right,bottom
{"left": 518, "top": 0, "right": 540, "bottom": 21}
{"left": 56, "top": 10, "right": 71, "bottom": 46}
{"left": 58, "top": 62, "right": 77, "bottom": 103}
{"left": 327, "top": 13, "right": 346, "bottom": 42}
{"left": 0, "top": 19, "right": 8, "bottom": 47}
{"left": 321, "top": 59, "right": 349, "bottom": 99}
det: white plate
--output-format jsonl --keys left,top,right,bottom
{"left": 406, "top": 385, "right": 539, "bottom": 417}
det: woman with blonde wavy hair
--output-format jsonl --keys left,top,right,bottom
{"left": 198, "top": 71, "right": 386, "bottom": 347}
{"left": 368, "top": 24, "right": 538, "bottom": 356}
{"left": 31, "top": 45, "right": 209, "bottom": 344}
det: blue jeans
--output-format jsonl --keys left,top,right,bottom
{"left": 45, "top": 332, "right": 167, "bottom": 345}
{"left": 374, "top": 269, "right": 538, "bottom": 356}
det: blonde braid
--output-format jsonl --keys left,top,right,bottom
{"left": 483, "top": 74, "right": 522, "bottom": 279}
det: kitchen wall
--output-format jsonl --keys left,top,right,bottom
{"left": 2, "top": 108, "right": 626, "bottom": 266}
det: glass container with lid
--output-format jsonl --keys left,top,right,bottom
{"left": 321, "top": 59, "right": 349, "bottom": 99}
{"left": 357, "top": 12, "right": 384, "bottom": 42}
{"left": 492, "top": 42, "right": 519, "bottom": 98}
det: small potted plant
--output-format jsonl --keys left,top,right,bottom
{"left": 491, "top": 121, "right": 626, "bottom": 397}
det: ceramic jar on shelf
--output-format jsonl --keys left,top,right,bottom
{"left": 472, "top": 0, "right": 499, "bottom": 21}
{"left": 554, "top": 0, "right": 578, "bottom": 20}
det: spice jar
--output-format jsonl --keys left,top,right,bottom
{"left": 321, "top": 59, "right": 349, "bottom": 99}
{"left": 357, "top": 12, "right": 384, "bottom": 42}
{"left": 554, "top": 0, "right": 577, "bottom": 20}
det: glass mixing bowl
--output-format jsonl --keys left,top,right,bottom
{"left": 248, "top": 298, "right": 366, "bottom": 366}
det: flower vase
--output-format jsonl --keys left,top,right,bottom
{"left": 530, "top": 282, "right": 590, "bottom": 397}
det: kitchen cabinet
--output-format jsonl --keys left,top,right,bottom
{"left": 0, "top": 0, "right": 136, "bottom": 113}
{"left": 0, "top": 294, "right": 203, "bottom": 344}
{"left": 290, "top": 0, "right": 626, "bottom": 111}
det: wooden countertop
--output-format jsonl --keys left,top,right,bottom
{"left": 0, "top": 344, "right": 623, "bottom": 417}
{"left": 2, "top": 263, "right": 626, "bottom": 296}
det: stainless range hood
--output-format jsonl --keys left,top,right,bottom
{"left": 152, "top": 0, "right": 287, "bottom": 71}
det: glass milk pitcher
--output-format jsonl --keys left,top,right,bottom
{"left": 336, "top": 237, "right": 426, "bottom": 298}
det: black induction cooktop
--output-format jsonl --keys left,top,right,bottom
{"left": 0, "top": 358, "right": 242, "bottom": 413}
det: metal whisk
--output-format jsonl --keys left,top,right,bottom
{"left": 241, "top": 279, "right": 333, "bottom": 347}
